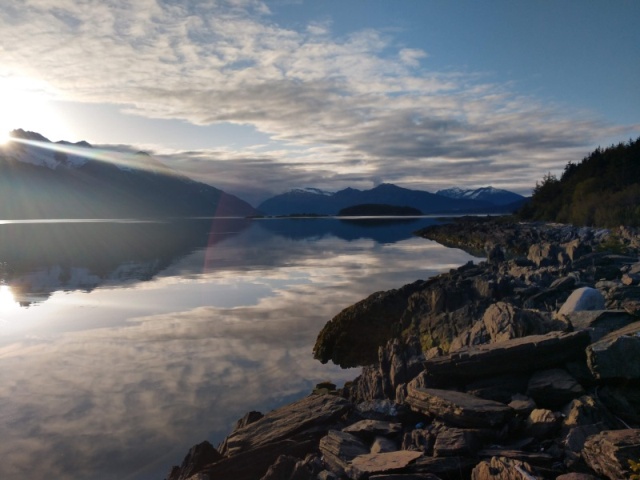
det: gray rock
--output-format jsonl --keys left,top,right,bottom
{"left": 407, "top": 455, "right": 477, "bottom": 476}
{"left": 586, "top": 321, "right": 640, "bottom": 380}
{"left": 528, "top": 242, "right": 560, "bottom": 267}
{"left": 562, "top": 394, "right": 617, "bottom": 430}
{"left": 423, "top": 331, "right": 590, "bottom": 379}
{"left": 508, "top": 394, "right": 536, "bottom": 415}
{"left": 555, "top": 474, "right": 600, "bottom": 480}
{"left": 406, "top": 386, "right": 513, "bottom": 429}
{"left": 319, "top": 430, "right": 369, "bottom": 476}
{"left": 369, "top": 474, "right": 442, "bottom": 480}
{"left": 582, "top": 429, "right": 640, "bottom": 480}
{"left": 346, "top": 451, "right": 423, "bottom": 480}
{"left": 526, "top": 368, "right": 585, "bottom": 409}
{"left": 557, "top": 287, "right": 605, "bottom": 316}
{"left": 564, "top": 309, "right": 637, "bottom": 342}
{"left": 167, "top": 441, "right": 222, "bottom": 480}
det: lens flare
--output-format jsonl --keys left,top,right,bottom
{"left": 0, "top": 285, "right": 19, "bottom": 312}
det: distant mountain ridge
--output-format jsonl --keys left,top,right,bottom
{"left": 0, "top": 129, "right": 257, "bottom": 219}
{"left": 436, "top": 186, "right": 525, "bottom": 206}
{"left": 258, "top": 183, "right": 523, "bottom": 216}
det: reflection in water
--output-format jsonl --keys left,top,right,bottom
{"left": 0, "top": 218, "right": 481, "bottom": 480}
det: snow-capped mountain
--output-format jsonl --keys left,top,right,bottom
{"left": 0, "top": 129, "right": 257, "bottom": 219}
{"left": 436, "top": 186, "right": 525, "bottom": 206}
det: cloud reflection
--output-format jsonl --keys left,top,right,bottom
{"left": 0, "top": 224, "right": 479, "bottom": 479}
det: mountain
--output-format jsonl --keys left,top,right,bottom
{"left": 257, "top": 183, "right": 493, "bottom": 216}
{"left": 0, "top": 129, "right": 257, "bottom": 219}
{"left": 436, "top": 186, "right": 525, "bottom": 206}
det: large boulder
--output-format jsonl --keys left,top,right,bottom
{"left": 557, "top": 287, "right": 605, "bottom": 316}
{"left": 319, "top": 430, "right": 369, "bottom": 476}
{"left": 582, "top": 429, "right": 640, "bottom": 480}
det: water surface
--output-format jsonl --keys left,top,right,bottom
{"left": 0, "top": 217, "right": 480, "bottom": 479}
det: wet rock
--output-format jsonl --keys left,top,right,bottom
{"left": 423, "top": 331, "right": 590, "bottom": 380}
{"left": 406, "top": 386, "right": 513, "bottom": 429}
{"left": 582, "top": 429, "right": 640, "bottom": 480}
{"left": 320, "top": 430, "right": 369, "bottom": 476}
{"left": 526, "top": 368, "right": 585, "bottom": 409}
{"left": 557, "top": 287, "right": 606, "bottom": 316}
{"left": 586, "top": 321, "right": 640, "bottom": 380}
{"left": 346, "top": 450, "right": 423, "bottom": 480}
{"left": 471, "top": 456, "right": 536, "bottom": 480}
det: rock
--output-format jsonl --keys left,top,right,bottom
{"left": 343, "top": 420, "right": 403, "bottom": 438}
{"left": 557, "top": 287, "right": 605, "bottom": 316}
{"left": 555, "top": 474, "right": 600, "bottom": 480}
{"left": 314, "top": 280, "right": 427, "bottom": 367}
{"left": 167, "top": 441, "right": 223, "bottom": 480}
{"left": 406, "top": 386, "right": 513, "bottom": 429}
{"left": 564, "top": 309, "right": 637, "bottom": 342}
{"left": 346, "top": 451, "right": 423, "bottom": 480}
{"left": 432, "top": 427, "right": 480, "bottom": 457}
{"left": 221, "top": 394, "right": 352, "bottom": 457}
{"left": 586, "top": 321, "right": 640, "bottom": 380}
{"left": 477, "top": 448, "right": 555, "bottom": 467}
{"left": 597, "top": 384, "right": 640, "bottom": 424}
{"left": 471, "top": 456, "right": 536, "bottom": 480}
{"left": 258, "top": 455, "right": 300, "bottom": 480}
{"left": 508, "top": 394, "right": 536, "bottom": 415}
{"left": 407, "top": 455, "right": 477, "bottom": 477}
{"left": 465, "top": 374, "right": 530, "bottom": 404}
{"left": 423, "top": 331, "right": 590, "bottom": 380}
{"left": 528, "top": 242, "right": 560, "bottom": 267}
{"left": 525, "top": 409, "right": 559, "bottom": 439}
{"left": 370, "top": 436, "right": 398, "bottom": 454}
{"left": 526, "top": 368, "right": 585, "bottom": 409}
{"left": 563, "top": 423, "right": 605, "bottom": 461}
{"left": 320, "top": 430, "right": 369, "bottom": 476}
{"left": 562, "top": 394, "right": 618, "bottom": 430}
{"left": 582, "top": 429, "right": 640, "bottom": 480}
{"left": 368, "top": 475, "right": 442, "bottom": 480}
{"left": 622, "top": 273, "right": 640, "bottom": 285}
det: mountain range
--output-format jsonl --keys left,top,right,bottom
{"left": 257, "top": 184, "right": 525, "bottom": 216}
{"left": 1, "top": 129, "right": 526, "bottom": 219}
{"left": 0, "top": 129, "right": 257, "bottom": 219}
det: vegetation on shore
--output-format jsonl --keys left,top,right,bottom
{"left": 337, "top": 204, "right": 422, "bottom": 216}
{"left": 519, "top": 137, "right": 640, "bottom": 227}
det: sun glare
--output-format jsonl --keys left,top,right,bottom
{"left": 0, "top": 74, "right": 69, "bottom": 141}
{"left": 0, "top": 285, "right": 19, "bottom": 312}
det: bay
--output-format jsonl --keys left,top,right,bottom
{"left": 0, "top": 217, "right": 480, "bottom": 480}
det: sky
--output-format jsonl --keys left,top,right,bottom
{"left": 0, "top": 0, "right": 638, "bottom": 206}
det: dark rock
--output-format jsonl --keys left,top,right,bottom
{"left": 370, "top": 436, "right": 398, "bottom": 453}
{"left": 432, "top": 427, "right": 480, "bottom": 457}
{"left": 562, "top": 395, "right": 618, "bottom": 431}
{"left": 319, "top": 430, "right": 369, "bottom": 476}
{"left": 564, "top": 309, "right": 637, "bottom": 342}
{"left": 166, "top": 440, "right": 222, "bottom": 480}
{"left": 622, "top": 273, "right": 640, "bottom": 285}
{"left": 587, "top": 321, "right": 640, "bottom": 380}
{"left": 555, "top": 474, "right": 600, "bottom": 480}
{"left": 465, "top": 374, "right": 529, "bottom": 404}
{"left": 524, "top": 408, "right": 559, "bottom": 439}
{"left": 471, "top": 456, "right": 536, "bottom": 480}
{"left": 597, "top": 384, "right": 640, "bottom": 424}
{"left": 423, "top": 331, "right": 590, "bottom": 380}
{"left": 582, "top": 429, "right": 640, "bottom": 480}
{"left": 314, "top": 280, "right": 427, "bottom": 367}
{"left": 343, "top": 420, "right": 403, "bottom": 438}
{"left": 220, "top": 394, "right": 352, "bottom": 457}
{"left": 259, "top": 455, "right": 300, "bottom": 480}
{"left": 477, "top": 448, "right": 556, "bottom": 467}
{"left": 408, "top": 455, "right": 477, "bottom": 477}
{"left": 508, "top": 394, "right": 536, "bottom": 415}
{"left": 369, "top": 475, "right": 442, "bottom": 480}
{"left": 406, "top": 386, "right": 513, "bottom": 429}
{"left": 528, "top": 242, "right": 561, "bottom": 267}
{"left": 526, "top": 368, "right": 585, "bottom": 409}
{"left": 346, "top": 451, "right": 423, "bottom": 480}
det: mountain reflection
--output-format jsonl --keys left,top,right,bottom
{"left": 0, "top": 217, "right": 442, "bottom": 306}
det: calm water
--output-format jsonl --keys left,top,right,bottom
{"left": 0, "top": 217, "right": 480, "bottom": 480}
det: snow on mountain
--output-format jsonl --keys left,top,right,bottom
{"left": 5, "top": 129, "right": 91, "bottom": 169}
{"left": 436, "top": 186, "right": 524, "bottom": 206}
{"left": 289, "top": 187, "right": 335, "bottom": 196}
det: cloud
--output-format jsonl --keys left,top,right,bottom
{"left": 0, "top": 0, "right": 633, "bottom": 201}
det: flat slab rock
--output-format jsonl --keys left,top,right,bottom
{"left": 587, "top": 320, "right": 640, "bottom": 380}
{"left": 343, "top": 419, "right": 403, "bottom": 437}
{"left": 423, "top": 331, "right": 590, "bottom": 379}
{"left": 346, "top": 451, "right": 423, "bottom": 480}
{"left": 406, "top": 386, "right": 513, "bottom": 428}
{"left": 222, "top": 394, "right": 352, "bottom": 456}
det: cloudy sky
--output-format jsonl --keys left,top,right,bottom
{"left": 0, "top": 0, "right": 638, "bottom": 205}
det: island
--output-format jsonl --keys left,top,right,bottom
{"left": 338, "top": 204, "right": 423, "bottom": 216}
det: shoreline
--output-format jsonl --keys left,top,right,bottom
{"left": 167, "top": 217, "right": 640, "bottom": 480}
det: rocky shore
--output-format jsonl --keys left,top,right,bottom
{"left": 166, "top": 217, "right": 640, "bottom": 480}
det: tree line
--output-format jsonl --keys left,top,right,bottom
{"left": 519, "top": 137, "right": 640, "bottom": 227}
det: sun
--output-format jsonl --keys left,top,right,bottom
{"left": 0, "top": 285, "right": 19, "bottom": 312}
{"left": 0, "top": 74, "right": 69, "bottom": 141}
